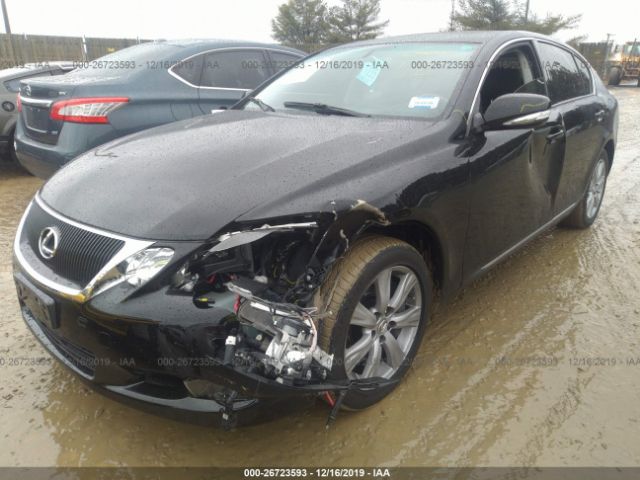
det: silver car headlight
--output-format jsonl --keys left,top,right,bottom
{"left": 123, "top": 248, "right": 175, "bottom": 287}
{"left": 91, "top": 247, "right": 174, "bottom": 297}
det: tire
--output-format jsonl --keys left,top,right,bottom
{"left": 560, "top": 150, "right": 609, "bottom": 229}
{"left": 7, "top": 129, "right": 34, "bottom": 175}
{"left": 9, "top": 129, "right": 19, "bottom": 163}
{"left": 313, "top": 236, "right": 432, "bottom": 410}
{"left": 608, "top": 67, "right": 622, "bottom": 86}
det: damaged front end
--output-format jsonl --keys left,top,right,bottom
{"left": 170, "top": 201, "right": 394, "bottom": 426}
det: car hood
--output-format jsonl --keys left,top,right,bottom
{"left": 41, "top": 110, "right": 438, "bottom": 240}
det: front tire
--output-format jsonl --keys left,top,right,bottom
{"left": 314, "top": 236, "right": 432, "bottom": 410}
{"left": 561, "top": 151, "right": 609, "bottom": 229}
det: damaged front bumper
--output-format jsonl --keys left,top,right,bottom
{"left": 13, "top": 196, "right": 395, "bottom": 428}
{"left": 14, "top": 262, "right": 394, "bottom": 428}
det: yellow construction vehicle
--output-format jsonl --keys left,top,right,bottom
{"left": 607, "top": 40, "right": 640, "bottom": 86}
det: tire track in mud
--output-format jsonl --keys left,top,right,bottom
{"left": 388, "top": 310, "right": 553, "bottom": 465}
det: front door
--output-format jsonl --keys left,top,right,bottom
{"left": 462, "top": 42, "right": 566, "bottom": 278}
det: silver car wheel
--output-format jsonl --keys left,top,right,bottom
{"left": 586, "top": 157, "right": 607, "bottom": 220}
{"left": 344, "top": 266, "right": 422, "bottom": 380}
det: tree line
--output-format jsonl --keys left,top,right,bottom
{"left": 271, "top": 0, "right": 582, "bottom": 52}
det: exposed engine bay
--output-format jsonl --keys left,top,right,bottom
{"left": 228, "top": 282, "right": 333, "bottom": 381}
{"left": 169, "top": 201, "right": 391, "bottom": 405}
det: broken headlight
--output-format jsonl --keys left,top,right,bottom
{"left": 211, "top": 221, "right": 318, "bottom": 253}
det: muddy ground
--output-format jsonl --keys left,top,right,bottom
{"left": 0, "top": 87, "right": 639, "bottom": 468}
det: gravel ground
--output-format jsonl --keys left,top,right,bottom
{"left": 0, "top": 86, "right": 639, "bottom": 467}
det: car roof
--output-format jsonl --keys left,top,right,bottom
{"left": 147, "top": 39, "right": 305, "bottom": 56}
{"left": 337, "top": 30, "right": 559, "bottom": 50}
{"left": 322, "top": 30, "right": 585, "bottom": 63}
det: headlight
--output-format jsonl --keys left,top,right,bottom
{"left": 211, "top": 221, "right": 318, "bottom": 253}
{"left": 91, "top": 247, "right": 174, "bottom": 297}
{"left": 123, "top": 248, "right": 174, "bottom": 287}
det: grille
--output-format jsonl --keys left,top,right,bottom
{"left": 39, "top": 320, "right": 97, "bottom": 376}
{"left": 22, "top": 201, "right": 125, "bottom": 286}
{"left": 23, "top": 307, "right": 97, "bottom": 377}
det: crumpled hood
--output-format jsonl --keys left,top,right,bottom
{"left": 41, "top": 110, "right": 436, "bottom": 240}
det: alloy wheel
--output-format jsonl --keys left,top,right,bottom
{"left": 344, "top": 266, "right": 422, "bottom": 379}
{"left": 586, "top": 157, "right": 607, "bottom": 220}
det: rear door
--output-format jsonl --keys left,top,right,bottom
{"left": 197, "top": 49, "right": 272, "bottom": 114}
{"left": 535, "top": 41, "right": 606, "bottom": 213}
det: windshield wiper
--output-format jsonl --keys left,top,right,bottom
{"left": 283, "top": 101, "right": 370, "bottom": 117}
{"left": 246, "top": 97, "right": 276, "bottom": 112}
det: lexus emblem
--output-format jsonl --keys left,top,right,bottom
{"left": 38, "top": 227, "right": 60, "bottom": 260}
{"left": 24, "top": 84, "right": 31, "bottom": 96}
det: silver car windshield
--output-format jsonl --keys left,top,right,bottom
{"left": 251, "top": 42, "right": 479, "bottom": 119}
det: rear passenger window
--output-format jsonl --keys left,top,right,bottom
{"left": 201, "top": 50, "right": 271, "bottom": 90}
{"left": 267, "top": 51, "right": 301, "bottom": 72}
{"left": 4, "top": 77, "right": 24, "bottom": 93}
{"left": 537, "top": 42, "right": 590, "bottom": 103}
{"left": 172, "top": 55, "right": 203, "bottom": 86}
{"left": 4, "top": 72, "right": 52, "bottom": 93}
{"left": 573, "top": 55, "right": 593, "bottom": 96}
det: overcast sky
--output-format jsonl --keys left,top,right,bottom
{"left": 1, "top": 0, "right": 636, "bottom": 44}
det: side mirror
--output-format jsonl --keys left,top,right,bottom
{"left": 482, "top": 93, "right": 551, "bottom": 130}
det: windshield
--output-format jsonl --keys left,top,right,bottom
{"left": 623, "top": 44, "right": 640, "bottom": 56}
{"left": 247, "top": 42, "right": 478, "bottom": 119}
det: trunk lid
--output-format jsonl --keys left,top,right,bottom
{"left": 19, "top": 68, "right": 136, "bottom": 145}
{"left": 19, "top": 80, "right": 74, "bottom": 145}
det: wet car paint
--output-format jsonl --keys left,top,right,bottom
{"left": 1, "top": 85, "right": 640, "bottom": 466}
{"left": 9, "top": 31, "right": 619, "bottom": 425}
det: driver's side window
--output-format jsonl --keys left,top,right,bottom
{"left": 479, "top": 44, "right": 546, "bottom": 114}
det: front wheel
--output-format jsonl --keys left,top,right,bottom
{"left": 561, "top": 151, "right": 609, "bottom": 229}
{"left": 314, "top": 236, "right": 432, "bottom": 410}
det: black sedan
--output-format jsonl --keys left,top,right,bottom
{"left": 14, "top": 40, "right": 304, "bottom": 178}
{"left": 13, "top": 31, "right": 617, "bottom": 428}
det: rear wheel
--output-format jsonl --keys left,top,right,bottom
{"left": 561, "top": 151, "right": 608, "bottom": 229}
{"left": 314, "top": 236, "right": 432, "bottom": 410}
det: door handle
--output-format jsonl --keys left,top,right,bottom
{"left": 546, "top": 128, "right": 564, "bottom": 143}
{"left": 595, "top": 109, "right": 606, "bottom": 122}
